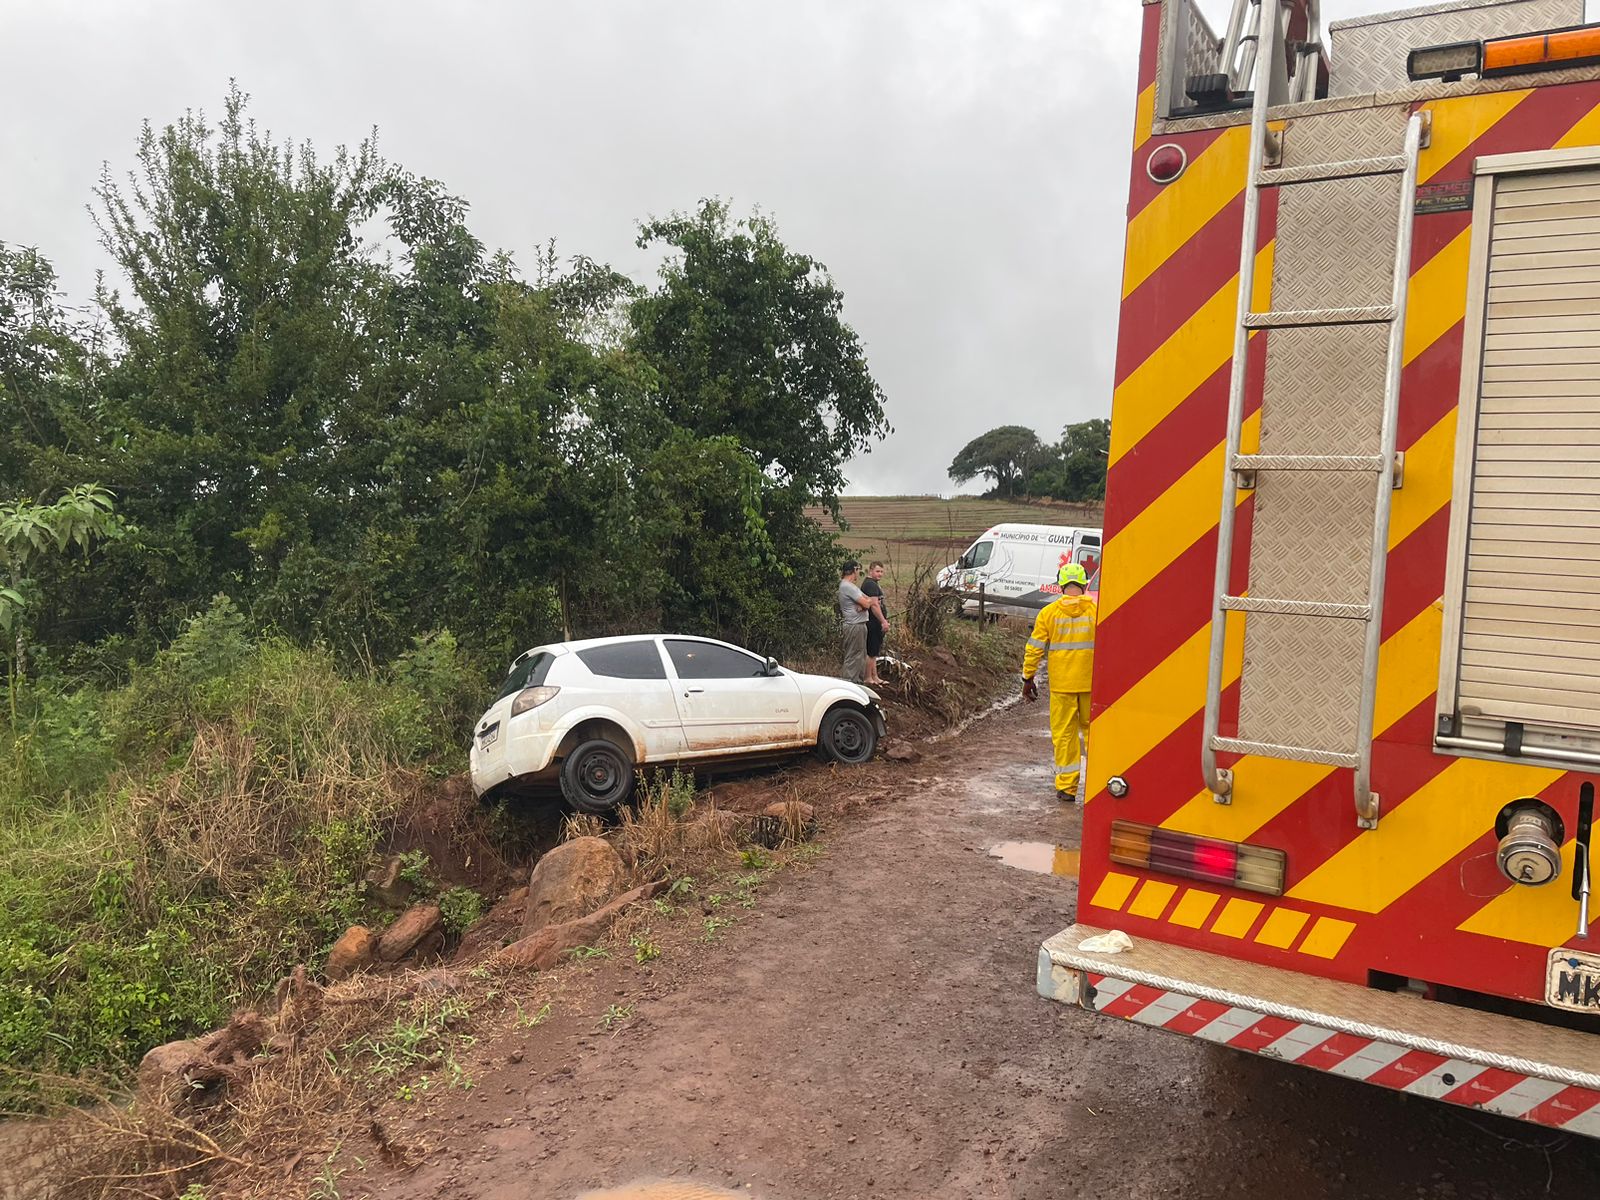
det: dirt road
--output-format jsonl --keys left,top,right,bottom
{"left": 387, "top": 698, "right": 1600, "bottom": 1200}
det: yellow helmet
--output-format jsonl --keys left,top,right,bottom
{"left": 1058, "top": 563, "right": 1089, "bottom": 588}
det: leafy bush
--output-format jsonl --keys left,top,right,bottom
{"left": 438, "top": 886, "right": 485, "bottom": 936}
{"left": 0, "top": 601, "right": 470, "bottom": 1108}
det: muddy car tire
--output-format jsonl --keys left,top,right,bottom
{"left": 819, "top": 706, "right": 877, "bottom": 765}
{"left": 560, "top": 738, "right": 635, "bottom": 813}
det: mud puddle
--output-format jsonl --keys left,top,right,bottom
{"left": 988, "top": 840, "right": 1079, "bottom": 877}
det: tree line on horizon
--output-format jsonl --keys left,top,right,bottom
{"left": 946, "top": 420, "right": 1109, "bottom": 501}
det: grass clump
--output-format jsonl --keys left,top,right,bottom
{"left": 0, "top": 596, "right": 478, "bottom": 1108}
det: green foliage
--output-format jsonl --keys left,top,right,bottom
{"left": 7, "top": 98, "right": 887, "bottom": 677}
{"left": 739, "top": 847, "right": 773, "bottom": 871}
{"left": 629, "top": 931, "right": 660, "bottom": 964}
{"left": 947, "top": 419, "right": 1109, "bottom": 503}
{"left": 947, "top": 425, "right": 1044, "bottom": 497}
{"left": 0, "top": 613, "right": 468, "bottom": 1108}
{"left": 438, "top": 886, "right": 484, "bottom": 936}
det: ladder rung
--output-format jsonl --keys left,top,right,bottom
{"left": 1244, "top": 306, "right": 1394, "bottom": 328}
{"left": 1209, "top": 737, "right": 1359, "bottom": 769}
{"left": 1220, "top": 596, "right": 1371, "bottom": 620}
{"left": 1259, "top": 155, "right": 1407, "bottom": 186}
{"left": 1233, "top": 453, "right": 1388, "bottom": 472}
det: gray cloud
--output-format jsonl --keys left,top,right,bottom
{"left": 0, "top": 0, "right": 1561, "bottom": 495}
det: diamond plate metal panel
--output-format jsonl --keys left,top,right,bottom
{"left": 1237, "top": 611, "right": 1366, "bottom": 753}
{"left": 1259, "top": 324, "right": 1389, "bottom": 457}
{"left": 1329, "top": 0, "right": 1582, "bottom": 98}
{"left": 1247, "top": 472, "right": 1378, "bottom": 606}
{"left": 1280, "top": 105, "right": 1411, "bottom": 170}
{"left": 1273, "top": 173, "right": 1402, "bottom": 312}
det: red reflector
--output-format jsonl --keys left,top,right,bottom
{"left": 1194, "top": 841, "right": 1238, "bottom": 880}
{"left": 1146, "top": 143, "right": 1187, "bottom": 184}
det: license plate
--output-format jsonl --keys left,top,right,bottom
{"left": 1546, "top": 946, "right": 1600, "bottom": 1012}
{"left": 478, "top": 724, "right": 499, "bottom": 751}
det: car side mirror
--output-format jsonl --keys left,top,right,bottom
{"left": 764, "top": 657, "right": 781, "bottom": 676}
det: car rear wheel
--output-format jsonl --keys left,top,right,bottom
{"left": 560, "top": 738, "right": 635, "bottom": 814}
{"left": 819, "top": 706, "right": 877, "bottom": 765}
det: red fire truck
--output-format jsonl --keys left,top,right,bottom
{"left": 1041, "top": 0, "right": 1600, "bottom": 1135}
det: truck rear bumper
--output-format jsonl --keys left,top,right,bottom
{"left": 1039, "top": 923, "right": 1600, "bottom": 1137}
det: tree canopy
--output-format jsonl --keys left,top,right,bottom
{"left": 947, "top": 419, "right": 1108, "bottom": 502}
{"left": 2, "top": 87, "right": 889, "bottom": 679}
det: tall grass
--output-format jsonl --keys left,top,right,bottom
{"left": 0, "top": 598, "right": 479, "bottom": 1109}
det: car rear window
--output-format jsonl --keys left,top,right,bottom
{"left": 577, "top": 641, "right": 667, "bottom": 680}
{"left": 495, "top": 651, "right": 555, "bottom": 701}
{"left": 665, "top": 639, "right": 766, "bottom": 679}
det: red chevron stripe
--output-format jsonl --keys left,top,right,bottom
{"left": 1524, "top": 1087, "right": 1600, "bottom": 1126}
{"left": 1094, "top": 498, "right": 1254, "bottom": 710}
{"left": 1101, "top": 982, "right": 1167, "bottom": 1020}
{"left": 1367, "top": 1050, "right": 1448, "bottom": 1090}
{"left": 1227, "top": 1015, "right": 1297, "bottom": 1052}
{"left": 1294, "top": 1031, "right": 1369, "bottom": 1072}
{"left": 1115, "top": 195, "right": 1248, "bottom": 385}
{"left": 1163, "top": 998, "right": 1232, "bottom": 1036}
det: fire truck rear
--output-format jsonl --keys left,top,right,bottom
{"left": 1041, "top": 0, "right": 1600, "bottom": 1135}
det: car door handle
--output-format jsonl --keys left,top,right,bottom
{"left": 684, "top": 688, "right": 705, "bottom": 696}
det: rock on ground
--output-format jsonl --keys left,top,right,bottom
{"left": 522, "top": 836, "right": 627, "bottom": 936}
{"left": 493, "top": 881, "right": 667, "bottom": 970}
{"left": 326, "top": 925, "right": 378, "bottom": 980}
{"left": 378, "top": 904, "right": 443, "bottom": 962}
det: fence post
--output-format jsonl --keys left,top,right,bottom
{"left": 978, "top": 583, "right": 986, "bottom": 622}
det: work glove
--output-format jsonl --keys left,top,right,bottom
{"left": 1022, "top": 677, "right": 1038, "bottom": 703}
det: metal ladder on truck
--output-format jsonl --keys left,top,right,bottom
{"left": 1199, "top": 0, "right": 1428, "bottom": 831}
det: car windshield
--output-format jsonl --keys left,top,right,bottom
{"left": 495, "top": 651, "right": 555, "bottom": 701}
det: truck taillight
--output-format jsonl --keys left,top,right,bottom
{"left": 1109, "top": 820, "right": 1287, "bottom": 897}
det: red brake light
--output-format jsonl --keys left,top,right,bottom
{"left": 1110, "top": 820, "right": 1286, "bottom": 896}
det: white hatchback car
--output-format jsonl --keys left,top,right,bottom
{"left": 469, "top": 634, "right": 887, "bottom": 812}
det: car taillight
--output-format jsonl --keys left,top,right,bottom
{"left": 1109, "top": 820, "right": 1287, "bottom": 896}
{"left": 510, "top": 685, "right": 560, "bottom": 716}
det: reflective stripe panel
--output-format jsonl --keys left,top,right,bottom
{"left": 1027, "top": 637, "right": 1047, "bottom": 650}
{"left": 1050, "top": 641, "right": 1096, "bottom": 651}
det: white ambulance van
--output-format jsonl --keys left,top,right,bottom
{"left": 936, "top": 523, "right": 1102, "bottom": 616}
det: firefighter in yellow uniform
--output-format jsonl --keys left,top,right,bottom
{"left": 1021, "top": 563, "right": 1095, "bottom": 802}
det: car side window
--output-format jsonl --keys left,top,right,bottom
{"left": 970, "top": 540, "right": 994, "bottom": 568}
{"left": 665, "top": 639, "right": 766, "bottom": 680}
{"left": 578, "top": 641, "right": 668, "bottom": 680}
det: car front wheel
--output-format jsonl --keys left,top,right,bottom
{"left": 559, "top": 738, "right": 635, "bottom": 813}
{"left": 819, "top": 706, "right": 878, "bottom": 765}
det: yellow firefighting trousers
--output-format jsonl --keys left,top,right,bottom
{"left": 1050, "top": 690, "right": 1090, "bottom": 797}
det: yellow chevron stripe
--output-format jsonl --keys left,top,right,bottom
{"left": 1099, "top": 411, "right": 1258, "bottom": 625}
{"left": 1109, "top": 244, "right": 1275, "bottom": 468}
{"left": 1458, "top": 840, "right": 1580, "bottom": 945}
{"left": 1416, "top": 90, "right": 1531, "bottom": 185}
{"left": 1123, "top": 125, "right": 1251, "bottom": 299}
{"left": 1402, "top": 228, "right": 1471, "bottom": 364}
{"left": 1086, "top": 609, "right": 1245, "bottom": 802}
{"left": 1133, "top": 83, "right": 1156, "bottom": 151}
{"left": 1097, "top": 214, "right": 1472, "bottom": 784}
{"left": 1288, "top": 761, "right": 1560, "bottom": 913}
{"left": 1161, "top": 602, "right": 1444, "bottom": 841}
{"left": 1556, "top": 100, "right": 1600, "bottom": 149}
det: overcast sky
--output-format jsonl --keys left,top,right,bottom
{"left": 2, "top": 1, "right": 1578, "bottom": 495}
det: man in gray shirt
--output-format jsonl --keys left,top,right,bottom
{"left": 838, "top": 560, "right": 878, "bottom": 683}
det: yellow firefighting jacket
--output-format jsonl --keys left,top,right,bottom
{"left": 1022, "top": 594, "right": 1096, "bottom": 693}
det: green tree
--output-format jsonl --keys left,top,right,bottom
{"left": 947, "top": 425, "right": 1043, "bottom": 496}
{"left": 1029, "top": 418, "right": 1110, "bottom": 502}
{"left": 1, "top": 485, "right": 126, "bottom": 692}
{"left": 628, "top": 200, "right": 889, "bottom": 505}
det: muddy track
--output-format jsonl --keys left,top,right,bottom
{"left": 381, "top": 699, "right": 1600, "bottom": 1200}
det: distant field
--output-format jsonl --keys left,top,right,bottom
{"left": 807, "top": 495, "right": 1104, "bottom": 595}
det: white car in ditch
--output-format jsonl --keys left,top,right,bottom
{"left": 469, "top": 634, "right": 886, "bottom": 812}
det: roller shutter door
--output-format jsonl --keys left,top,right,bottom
{"left": 1457, "top": 166, "right": 1600, "bottom": 737}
